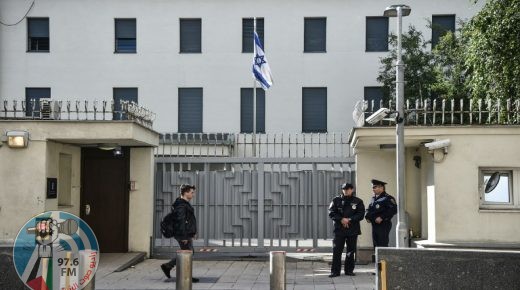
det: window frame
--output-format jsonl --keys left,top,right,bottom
{"left": 242, "top": 18, "right": 264, "bottom": 53}
{"left": 365, "top": 16, "right": 389, "bottom": 52}
{"left": 27, "top": 17, "right": 50, "bottom": 53}
{"left": 304, "top": 17, "right": 327, "bottom": 53}
{"left": 479, "top": 168, "right": 519, "bottom": 210}
{"left": 179, "top": 18, "right": 202, "bottom": 54}
{"left": 431, "top": 14, "right": 456, "bottom": 49}
{"left": 114, "top": 18, "right": 137, "bottom": 53}
{"left": 302, "top": 87, "right": 327, "bottom": 133}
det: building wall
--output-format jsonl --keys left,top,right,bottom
{"left": 0, "top": 0, "right": 484, "bottom": 133}
{"left": 0, "top": 140, "right": 47, "bottom": 241}
{"left": 128, "top": 147, "right": 154, "bottom": 254}
{"left": 433, "top": 134, "right": 520, "bottom": 243}
{"left": 44, "top": 141, "right": 82, "bottom": 217}
{"left": 352, "top": 127, "right": 520, "bottom": 246}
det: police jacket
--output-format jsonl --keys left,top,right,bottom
{"left": 172, "top": 197, "right": 197, "bottom": 240}
{"left": 329, "top": 195, "right": 365, "bottom": 236}
{"left": 365, "top": 192, "right": 397, "bottom": 225}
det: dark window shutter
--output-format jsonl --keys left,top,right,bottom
{"left": 113, "top": 88, "right": 138, "bottom": 120}
{"left": 27, "top": 18, "right": 49, "bottom": 51}
{"left": 242, "top": 18, "right": 264, "bottom": 53}
{"left": 364, "top": 87, "right": 384, "bottom": 110}
{"left": 302, "top": 88, "right": 327, "bottom": 133}
{"left": 240, "top": 88, "right": 265, "bottom": 133}
{"left": 304, "top": 18, "right": 326, "bottom": 52}
{"left": 25, "top": 88, "right": 51, "bottom": 116}
{"left": 180, "top": 19, "right": 201, "bottom": 53}
{"left": 366, "top": 17, "right": 389, "bottom": 52}
{"left": 432, "top": 15, "right": 455, "bottom": 48}
{"left": 179, "top": 88, "right": 203, "bottom": 133}
{"left": 115, "top": 19, "right": 136, "bottom": 52}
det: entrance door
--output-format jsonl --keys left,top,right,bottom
{"left": 81, "top": 147, "right": 129, "bottom": 252}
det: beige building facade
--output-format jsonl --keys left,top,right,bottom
{"left": 350, "top": 126, "right": 520, "bottom": 248}
{"left": 0, "top": 120, "right": 159, "bottom": 255}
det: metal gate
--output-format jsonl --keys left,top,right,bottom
{"left": 153, "top": 159, "right": 355, "bottom": 255}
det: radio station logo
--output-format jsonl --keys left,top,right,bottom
{"left": 13, "top": 211, "right": 99, "bottom": 290}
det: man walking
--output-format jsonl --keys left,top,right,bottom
{"left": 328, "top": 183, "right": 365, "bottom": 277}
{"left": 365, "top": 179, "right": 397, "bottom": 248}
{"left": 160, "top": 184, "right": 199, "bottom": 283}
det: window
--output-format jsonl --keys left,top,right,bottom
{"left": 180, "top": 19, "right": 201, "bottom": 53}
{"left": 25, "top": 88, "right": 51, "bottom": 117}
{"left": 115, "top": 19, "right": 136, "bottom": 53}
{"left": 366, "top": 17, "right": 389, "bottom": 52}
{"left": 240, "top": 88, "right": 265, "bottom": 133}
{"left": 304, "top": 18, "right": 326, "bottom": 52}
{"left": 242, "top": 18, "right": 264, "bottom": 53}
{"left": 27, "top": 18, "right": 49, "bottom": 52}
{"left": 432, "top": 15, "right": 455, "bottom": 48}
{"left": 302, "top": 87, "right": 327, "bottom": 133}
{"left": 113, "top": 88, "right": 138, "bottom": 120}
{"left": 364, "top": 87, "right": 384, "bottom": 110}
{"left": 179, "top": 88, "right": 203, "bottom": 132}
{"left": 479, "top": 168, "right": 520, "bottom": 209}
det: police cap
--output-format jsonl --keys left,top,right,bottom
{"left": 341, "top": 183, "right": 354, "bottom": 190}
{"left": 371, "top": 179, "right": 387, "bottom": 186}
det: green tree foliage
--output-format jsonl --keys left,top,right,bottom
{"left": 377, "top": 26, "right": 436, "bottom": 102}
{"left": 463, "top": 0, "right": 520, "bottom": 100}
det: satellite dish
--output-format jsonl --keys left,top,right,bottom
{"left": 484, "top": 172, "right": 500, "bottom": 193}
{"left": 352, "top": 100, "right": 368, "bottom": 127}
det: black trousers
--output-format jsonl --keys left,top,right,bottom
{"left": 164, "top": 238, "right": 194, "bottom": 269}
{"left": 372, "top": 222, "right": 392, "bottom": 247}
{"left": 331, "top": 234, "right": 358, "bottom": 274}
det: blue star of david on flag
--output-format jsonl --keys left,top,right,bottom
{"left": 252, "top": 32, "right": 273, "bottom": 90}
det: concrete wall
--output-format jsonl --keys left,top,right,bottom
{"left": 432, "top": 133, "right": 520, "bottom": 243}
{"left": 352, "top": 127, "right": 520, "bottom": 246}
{"left": 0, "top": 0, "right": 484, "bottom": 133}
{"left": 0, "top": 140, "right": 47, "bottom": 241}
{"left": 128, "top": 147, "right": 155, "bottom": 254}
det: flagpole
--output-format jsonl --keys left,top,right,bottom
{"left": 252, "top": 17, "right": 257, "bottom": 157}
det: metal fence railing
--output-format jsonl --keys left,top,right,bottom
{"left": 156, "top": 132, "right": 352, "bottom": 158}
{"left": 363, "top": 98, "right": 520, "bottom": 126}
{"left": 1, "top": 99, "right": 155, "bottom": 128}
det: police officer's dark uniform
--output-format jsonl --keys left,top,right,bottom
{"left": 328, "top": 183, "right": 365, "bottom": 277}
{"left": 365, "top": 179, "right": 397, "bottom": 247}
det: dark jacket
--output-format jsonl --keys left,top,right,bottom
{"left": 365, "top": 192, "right": 397, "bottom": 225}
{"left": 172, "top": 197, "right": 197, "bottom": 240}
{"left": 329, "top": 195, "right": 365, "bottom": 236}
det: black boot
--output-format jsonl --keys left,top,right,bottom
{"left": 160, "top": 263, "right": 172, "bottom": 279}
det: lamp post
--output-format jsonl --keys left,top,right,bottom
{"left": 384, "top": 4, "right": 411, "bottom": 248}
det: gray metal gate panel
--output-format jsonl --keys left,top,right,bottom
{"left": 154, "top": 160, "right": 354, "bottom": 254}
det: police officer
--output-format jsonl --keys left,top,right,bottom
{"left": 328, "top": 183, "right": 365, "bottom": 277}
{"left": 365, "top": 179, "right": 397, "bottom": 248}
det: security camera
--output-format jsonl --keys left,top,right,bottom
{"left": 424, "top": 139, "right": 450, "bottom": 151}
{"left": 366, "top": 108, "right": 391, "bottom": 125}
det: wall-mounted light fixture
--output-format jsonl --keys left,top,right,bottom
{"left": 4, "top": 130, "right": 30, "bottom": 148}
{"left": 98, "top": 143, "right": 118, "bottom": 150}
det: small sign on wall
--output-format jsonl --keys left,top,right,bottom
{"left": 47, "top": 178, "right": 57, "bottom": 199}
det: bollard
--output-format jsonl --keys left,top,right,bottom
{"left": 270, "top": 251, "right": 286, "bottom": 290}
{"left": 176, "top": 250, "right": 193, "bottom": 290}
{"left": 83, "top": 275, "right": 95, "bottom": 290}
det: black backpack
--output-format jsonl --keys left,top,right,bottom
{"left": 160, "top": 208, "right": 177, "bottom": 238}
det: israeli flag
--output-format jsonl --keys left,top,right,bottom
{"left": 252, "top": 32, "right": 273, "bottom": 90}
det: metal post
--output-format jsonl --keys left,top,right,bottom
{"left": 258, "top": 162, "right": 265, "bottom": 248}
{"left": 83, "top": 276, "right": 95, "bottom": 290}
{"left": 312, "top": 163, "right": 318, "bottom": 248}
{"left": 204, "top": 163, "right": 210, "bottom": 247}
{"left": 395, "top": 6, "right": 408, "bottom": 248}
{"left": 252, "top": 17, "right": 257, "bottom": 157}
{"left": 270, "top": 251, "right": 286, "bottom": 290}
{"left": 176, "top": 250, "right": 193, "bottom": 290}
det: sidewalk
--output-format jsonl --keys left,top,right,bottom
{"left": 95, "top": 259, "right": 375, "bottom": 290}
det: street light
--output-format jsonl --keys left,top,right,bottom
{"left": 384, "top": 4, "right": 411, "bottom": 248}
